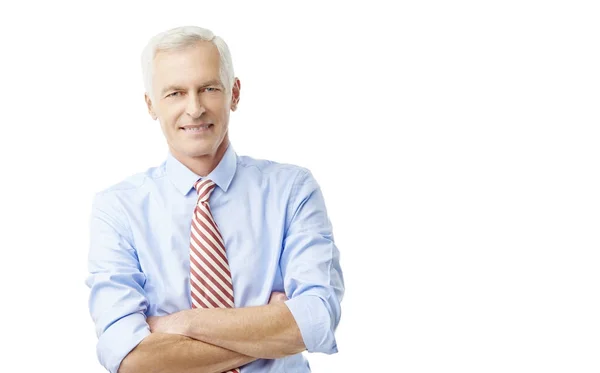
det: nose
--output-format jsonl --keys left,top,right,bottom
{"left": 186, "top": 93, "right": 205, "bottom": 119}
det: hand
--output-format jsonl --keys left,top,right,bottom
{"left": 146, "top": 315, "right": 167, "bottom": 333}
{"left": 268, "top": 291, "right": 288, "bottom": 304}
{"left": 147, "top": 313, "right": 182, "bottom": 334}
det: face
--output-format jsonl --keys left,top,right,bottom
{"left": 145, "top": 41, "right": 240, "bottom": 165}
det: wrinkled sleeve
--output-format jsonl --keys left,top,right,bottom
{"left": 85, "top": 192, "right": 151, "bottom": 373}
{"left": 282, "top": 169, "right": 345, "bottom": 354}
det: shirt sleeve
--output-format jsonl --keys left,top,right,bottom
{"left": 281, "top": 169, "right": 345, "bottom": 354}
{"left": 85, "top": 192, "right": 151, "bottom": 373}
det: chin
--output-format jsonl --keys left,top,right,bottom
{"left": 187, "top": 147, "right": 217, "bottom": 158}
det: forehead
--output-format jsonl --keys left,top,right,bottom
{"left": 152, "top": 41, "right": 221, "bottom": 88}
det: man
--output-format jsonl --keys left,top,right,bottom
{"left": 86, "top": 25, "right": 344, "bottom": 373}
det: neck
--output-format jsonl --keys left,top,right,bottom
{"left": 172, "top": 137, "right": 229, "bottom": 177}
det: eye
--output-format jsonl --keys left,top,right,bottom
{"left": 166, "top": 91, "right": 182, "bottom": 98}
{"left": 204, "top": 87, "right": 220, "bottom": 92}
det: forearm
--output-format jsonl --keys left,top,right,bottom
{"left": 118, "top": 332, "right": 256, "bottom": 373}
{"left": 171, "top": 303, "right": 305, "bottom": 359}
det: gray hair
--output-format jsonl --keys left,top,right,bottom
{"left": 141, "top": 26, "right": 235, "bottom": 101}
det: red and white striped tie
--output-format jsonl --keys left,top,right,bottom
{"left": 189, "top": 178, "right": 240, "bottom": 373}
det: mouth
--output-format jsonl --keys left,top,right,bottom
{"left": 180, "top": 124, "right": 214, "bottom": 133}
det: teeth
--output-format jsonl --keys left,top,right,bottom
{"left": 184, "top": 125, "right": 210, "bottom": 131}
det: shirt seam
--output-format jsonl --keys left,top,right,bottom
{"left": 283, "top": 168, "right": 310, "bottom": 238}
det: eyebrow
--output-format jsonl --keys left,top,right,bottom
{"left": 160, "top": 80, "right": 224, "bottom": 96}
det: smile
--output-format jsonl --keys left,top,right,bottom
{"left": 180, "top": 124, "right": 213, "bottom": 132}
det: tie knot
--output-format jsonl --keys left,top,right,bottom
{"left": 193, "top": 178, "right": 216, "bottom": 203}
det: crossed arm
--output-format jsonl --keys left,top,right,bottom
{"left": 118, "top": 333, "right": 252, "bottom": 373}
{"left": 89, "top": 170, "right": 343, "bottom": 373}
{"left": 119, "top": 293, "right": 300, "bottom": 373}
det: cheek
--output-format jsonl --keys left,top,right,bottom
{"left": 221, "top": 110, "right": 231, "bottom": 124}
{"left": 207, "top": 97, "right": 230, "bottom": 115}
{"left": 159, "top": 106, "right": 183, "bottom": 128}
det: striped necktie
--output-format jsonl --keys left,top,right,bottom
{"left": 189, "top": 178, "right": 240, "bottom": 373}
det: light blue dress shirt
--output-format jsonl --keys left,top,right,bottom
{"left": 86, "top": 143, "right": 345, "bottom": 373}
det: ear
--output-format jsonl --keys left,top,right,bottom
{"left": 145, "top": 93, "right": 158, "bottom": 120}
{"left": 230, "top": 78, "right": 241, "bottom": 111}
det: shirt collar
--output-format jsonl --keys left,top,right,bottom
{"left": 166, "top": 143, "right": 238, "bottom": 196}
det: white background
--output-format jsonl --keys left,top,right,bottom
{"left": 0, "top": 1, "right": 599, "bottom": 372}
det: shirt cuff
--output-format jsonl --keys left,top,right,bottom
{"left": 285, "top": 295, "right": 338, "bottom": 354}
{"left": 97, "top": 312, "right": 151, "bottom": 373}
